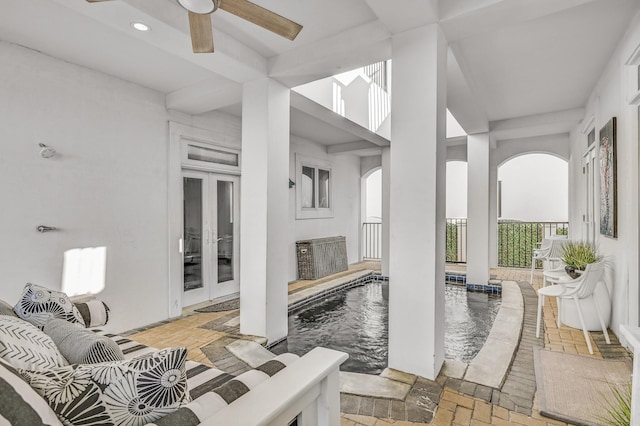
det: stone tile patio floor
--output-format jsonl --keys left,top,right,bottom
{"left": 123, "top": 264, "right": 632, "bottom": 426}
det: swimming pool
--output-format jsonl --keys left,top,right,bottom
{"left": 270, "top": 281, "right": 501, "bottom": 374}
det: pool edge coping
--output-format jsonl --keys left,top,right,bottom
{"left": 461, "top": 280, "right": 524, "bottom": 388}
{"left": 284, "top": 270, "right": 524, "bottom": 392}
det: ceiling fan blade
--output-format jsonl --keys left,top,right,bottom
{"left": 219, "top": 0, "right": 302, "bottom": 41}
{"left": 86, "top": 0, "right": 114, "bottom": 2}
{"left": 188, "top": 11, "right": 215, "bottom": 53}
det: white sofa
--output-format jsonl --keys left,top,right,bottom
{"left": 0, "top": 296, "right": 347, "bottom": 426}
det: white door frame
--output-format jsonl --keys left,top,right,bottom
{"left": 182, "top": 171, "right": 240, "bottom": 307}
{"left": 168, "top": 122, "right": 241, "bottom": 317}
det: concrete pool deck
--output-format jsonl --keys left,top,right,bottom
{"left": 123, "top": 263, "right": 632, "bottom": 425}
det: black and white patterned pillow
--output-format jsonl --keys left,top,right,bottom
{"left": 0, "top": 316, "right": 68, "bottom": 370}
{"left": 20, "top": 347, "right": 190, "bottom": 426}
{"left": 0, "top": 358, "right": 61, "bottom": 426}
{"left": 14, "top": 283, "right": 85, "bottom": 329}
{"left": 44, "top": 319, "right": 124, "bottom": 364}
{"left": 74, "top": 300, "right": 110, "bottom": 327}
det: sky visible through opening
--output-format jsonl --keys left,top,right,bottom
{"left": 366, "top": 111, "right": 569, "bottom": 222}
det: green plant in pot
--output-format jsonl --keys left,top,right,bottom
{"left": 562, "top": 241, "right": 601, "bottom": 279}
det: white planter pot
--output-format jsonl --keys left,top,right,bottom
{"left": 559, "top": 281, "right": 611, "bottom": 331}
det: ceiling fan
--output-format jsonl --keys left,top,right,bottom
{"left": 86, "top": 0, "right": 303, "bottom": 54}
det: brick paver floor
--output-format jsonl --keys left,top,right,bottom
{"left": 119, "top": 263, "right": 631, "bottom": 426}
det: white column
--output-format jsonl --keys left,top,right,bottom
{"left": 489, "top": 156, "right": 499, "bottom": 268}
{"left": 381, "top": 147, "right": 391, "bottom": 275}
{"left": 388, "top": 24, "right": 447, "bottom": 380}
{"left": 467, "top": 134, "right": 491, "bottom": 285}
{"left": 239, "top": 78, "right": 290, "bottom": 343}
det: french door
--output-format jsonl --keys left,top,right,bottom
{"left": 182, "top": 171, "right": 240, "bottom": 307}
{"left": 583, "top": 137, "right": 596, "bottom": 244}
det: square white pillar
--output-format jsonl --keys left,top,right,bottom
{"left": 489, "top": 160, "right": 499, "bottom": 268}
{"left": 388, "top": 24, "right": 447, "bottom": 380}
{"left": 239, "top": 78, "right": 290, "bottom": 343}
{"left": 381, "top": 147, "right": 391, "bottom": 276}
{"left": 467, "top": 134, "right": 491, "bottom": 285}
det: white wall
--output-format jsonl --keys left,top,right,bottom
{"left": 0, "top": 40, "right": 365, "bottom": 333}
{"left": 0, "top": 41, "right": 170, "bottom": 332}
{"left": 568, "top": 9, "right": 640, "bottom": 338}
{"left": 288, "top": 136, "right": 361, "bottom": 281}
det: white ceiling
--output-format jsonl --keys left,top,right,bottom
{"left": 1, "top": 0, "right": 638, "bottom": 150}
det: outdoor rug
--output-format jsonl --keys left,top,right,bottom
{"left": 533, "top": 348, "right": 632, "bottom": 426}
{"left": 195, "top": 298, "right": 239, "bottom": 313}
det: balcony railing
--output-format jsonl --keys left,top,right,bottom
{"left": 362, "top": 220, "right": 569, "bottom": 268}
{"left": 497, "top": 221, "right": 568, "bottom": 268}
{"left": 446, "top": 219, "right": 467, "bottom": 263}
{"left": 362, "top": 222, "right": 382, "bottom": 260}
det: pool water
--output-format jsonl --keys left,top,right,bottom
{"left": 270, "top": 282, "right": 501, "bottom": 375}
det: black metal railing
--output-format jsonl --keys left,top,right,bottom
{"left": 446, "top": 218, "right": 467, "bottom": 263}
{"left": 362, "top": 222, "right": 382, "bottom": 260}
{"left": 497, "top": 221, "right": 568, "bottom": 268}
{"left": 363, "top": 219, "right": 568, "bottom": 267}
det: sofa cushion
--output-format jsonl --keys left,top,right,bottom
{"left": 0, "top": 316, "right": 68, "bottom": 370}
{"left": 20, "top": 347, "right": 190, "bottom": 426}
{"left": 44, "top": 318, "right": 124, "bottom": 364}
{"left": 0, "top": 299, "right": 17, "bottom": 317}
{"left": 14, "top": 283, "right": 85, "bottom": 329}
{"left": 148, "top": 353, "right": 300, "bottom": 426}
{"left": 0, "top": 358, "right": 61, "bottom": 426}
{"left": 74, "top": 300, "right": 110, "bottom": 327}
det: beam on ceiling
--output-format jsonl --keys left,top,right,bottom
{"left": 447, "top": 49, "right": 489, "bottom": 134}
{"left": 490, "top": 108, "right": 585, "bottom": 141}
{"left": 291, "top": 92, "right": 390, "bottom": 147}
{"left": 269, "top": 21, "right": 392, "bottom": 88}
{"left": 327, "top": 141, "right": 383, "bottom": 155}
{"left": 364, "top": 0, "right": 438, "bottom": 34}
{"left": 166, "top": 80, "right": 242, "bottom": 114}
{"left": 441, "top": 0, "right": 598, "bottom": 42}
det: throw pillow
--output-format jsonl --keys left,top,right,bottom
{"left": 0, "top": 298, "right": 17, "bottom": 317}
{"left": 0, "top": 358, "right": 61, "bottom": 426}
{"left": 44, "top": 318, "right": 124, "bottom": 364}
{"left": 0, "top": 316, "right": 68, "bottom": 370}
{"left": 151, "top": 353, "right": 300, "bottom": 426}
{"left": 21, "top": 347, "right": 190, "bottom": 426}
{"left": 14, "top": 283, "right": 85, "bottom": 329}
{"left": 74, "top": 299, "right": 110, "bottom": 327}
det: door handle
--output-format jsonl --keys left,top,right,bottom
{"left": 215, "top": 237, "right": 223, "bottom": 243}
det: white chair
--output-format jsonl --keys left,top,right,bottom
{"left": 540, "top": 238, "right": 568, "bottom": 288}
{"left": 535, "top": 261, "right": 611, "bottom": 355}
{"left": 531, "top": 238, "right": 552, "bottom": 283}
{"left": 530, "top": 236, "right": 567, "bottom": 284}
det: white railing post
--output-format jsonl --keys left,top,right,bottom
{"left": 620, "top": 325, "right": 640, "bottom": 425}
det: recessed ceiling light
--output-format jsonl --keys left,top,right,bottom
{"left": 131, "top": 22, "right": 150, "bottom": 32}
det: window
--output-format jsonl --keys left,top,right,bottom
{"left": 181, "top": 139, "right": 241, "bottom": 174}
{"left": 296, "top": 154, "right": 333, "bottom": 219}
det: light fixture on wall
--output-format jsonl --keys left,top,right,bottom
{"left": 38, "top": 143, "right": 56, "bottom": 158}
{"left": 289, "top": 179, "right": 295, "bottom": 188}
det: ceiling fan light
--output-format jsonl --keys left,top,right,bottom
{"left": 177, "top": 0, "right": 215, "bottom": 14}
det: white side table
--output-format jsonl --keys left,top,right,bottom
{"left": 620, "top": 324, "right": 640, "bottom": 425}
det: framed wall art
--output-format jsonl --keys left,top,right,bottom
{"left": 599, "top": 117, "right": 617, "bottom": 238}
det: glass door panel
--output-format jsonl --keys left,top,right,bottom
{"left": 217, "top": 180, "right": 234, "bottom": 283}
{"left": 183, "top": 177, "right": 203, "bottom": 292}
